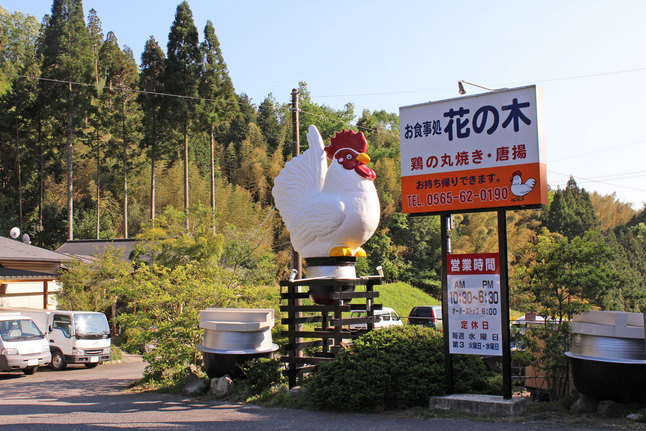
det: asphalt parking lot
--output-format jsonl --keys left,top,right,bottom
{"left": 0, "top": 356, "right": 634, "bottom": 430}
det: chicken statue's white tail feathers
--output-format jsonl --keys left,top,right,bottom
{"left": 306, "top": 124, "right": 325, "bottom": 152}
{"left": 272, "top": 125, "right": 328, "bottom": 235}
{"left": 526, "top": 178, "right": 536, "bottom": 189}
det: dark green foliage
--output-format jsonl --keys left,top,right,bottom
{"left": 241, "top": 357, "right": 285, "bottom": 394}
{"left": 606, "top": 218, "right": 646, "bottom": 312}
{"left": 0, "top": 7, "right": 41, "bottom": 94}
{"left": 525, "top": 322, "right": 572, "bottom": 401}
{"left": 518, "top": 230, "right": 624, "bottom": 321}
{"left": 305, "top": 326, "right": 497, "bottom": 411}
{"left": 221, "top": 93, "right": 255, "bottom": 147}
{"left": 543, "top": 177, "right": 599, "bottom": 240}
{"left": 257, "top": 94, "right": 283, "bottom": 153}
{"left": 388, "top": 213, "right": 442, "bottom": 295}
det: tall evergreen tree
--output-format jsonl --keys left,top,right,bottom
{"left": 98, "top": 31, "right": 140, "bottom": 238}
{"left": 38, "top": 0, "right": 94, "bottom": 240}
{"left": 164, "top": 1, "right": 200, "bottom": 230}
{"left": 198, "top": 20, "right": 237, "bottom": 229}
{"left": 544, "top": 176, "right": 599, "bottom": 239}
{"left": 86, "top": 8, "right": 103, "bottom": 90}
{"left": 223, "top": 92, "right": 255, "bottom": 148}
{"left": 86, "top": 8, "right": 104, "bottom": 238}
{"left": 0, "top": 8, "right": 41, "bottom": 237}
{"left": 257, "top": 93, "right": 282, "bottom": 153}
{"left": 139, "top": 36, "right": 167, "bottom": 222}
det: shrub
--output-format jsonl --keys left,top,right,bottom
{"left": 241, "top": 357, "right": 285, "bottom": 394}
{"left": 305, "top": 326, "right": 497, "bottom": 411}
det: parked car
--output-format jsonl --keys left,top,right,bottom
{"left": 349, "top": 307, "right": 403, "bottom": 330}
{"left": 407, "top": 305, "right": 443, "bottom": 330}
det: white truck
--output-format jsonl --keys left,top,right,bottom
{"left": 9, "top": 309, "right": 111, "bottom": 371}
{"left": 0, "top": 312, "right": 51, "bottom": 374}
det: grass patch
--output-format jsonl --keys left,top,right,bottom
{"left": 377, "top": 282, "right": 440, "bottom": 318}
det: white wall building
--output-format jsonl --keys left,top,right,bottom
{"left": 0, "top": 237, "right": 70, "bottom": 309}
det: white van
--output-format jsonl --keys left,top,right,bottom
{"left": 349, "top": 307, "right": 403, "bottom": 330}
{"left": 8, "top": 309, "right": 111, "bottom": 371}
{"left": 0, "top": 313, "right": 51, "bottom": 374}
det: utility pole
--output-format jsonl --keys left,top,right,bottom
{"left": 290, "top": 88, "right": 302, "bottom": 278}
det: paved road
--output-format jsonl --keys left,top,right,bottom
{"left": 0, "top": 357, "right": 630, "bottom": 430}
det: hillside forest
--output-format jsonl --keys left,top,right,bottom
{"left": 1, "top": 0, "right": 646, "bottom": 322}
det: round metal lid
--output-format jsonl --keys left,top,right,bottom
{"left": 197, "top": 343, "right": 279, "bottom": 355}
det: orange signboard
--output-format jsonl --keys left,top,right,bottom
{"left": 399, "top": 85, "right": 547, "bottom": 214}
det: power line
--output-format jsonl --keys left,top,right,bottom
{"left": 0, "top": 71, "right": 244, "bottom": 106}
{"left": 312, "top": 66, "right": 646, "bottom": 99}
{"left": 547, "top": 138, "right": 646, "bottom": 163}
{"left": 2, "top": 70, "right": 397, "bottom": 139}
{"left": 530, "top": 66, "right": 646, "bottom": 85}
{"left": 298, "top": 107, "right": 400, "bottom": 139}
{"left": 548, "top": 170, "right": 646, "bottom": 192}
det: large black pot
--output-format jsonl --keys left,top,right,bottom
{"left": 567, "top": 354, "right": 646, "bottom": 403}
{"left": 565, "top": 311, "right": 646, "bottom": 403}
{"left": 202, "top": 351, "right": 274, "bottom": 379}
{"left": 304, "top": 257, "right": 356, "bottom": 305}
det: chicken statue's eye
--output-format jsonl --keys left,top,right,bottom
{"left": 346, "top": 154, "right": 353, "bottom": 160}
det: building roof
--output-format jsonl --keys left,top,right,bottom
{"left": 0, "top": 267, "right": 58, "bottom": 281}
{"left": 56, "top": 239, "right": 138, "bottom": 262}
{"left": 0, "top": 237, "right": 71, "bottom": 263}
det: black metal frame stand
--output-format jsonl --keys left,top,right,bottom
{"left": 280, "top": 275, "right": 382, "bottom": 388}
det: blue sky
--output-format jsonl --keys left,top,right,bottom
{"left": 4, "top": 0, "right": 646, "bottom": 208}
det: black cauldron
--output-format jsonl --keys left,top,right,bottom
{"left": 567, "top": 354, "right": 646, "bottom": 403}
{"left": 305, "top": 257, "right": 357, "bottom": 305}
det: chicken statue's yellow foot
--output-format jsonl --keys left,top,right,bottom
{"left": 329, "top": 247, "right": 367, "bottom": 257}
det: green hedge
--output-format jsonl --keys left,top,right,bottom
{"left": 305, "top": 326, "right": 498, "bottom": 411}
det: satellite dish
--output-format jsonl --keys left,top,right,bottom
{"left": 22, "top": 233, "right": 31, "bottom": 245}
{"left": 9, "top": 227, "right": 20, "bottom": 239}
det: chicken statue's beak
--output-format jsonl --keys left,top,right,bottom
{"left": 355, "top": 152, "right": 377, "bottom": 180}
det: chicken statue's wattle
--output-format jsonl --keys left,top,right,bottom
{"left": 272, "top": 125, "right": 380, "bottom": 258}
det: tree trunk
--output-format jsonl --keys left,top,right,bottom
{"left": 38, "top": 119, "right": 43, "bottom": 245}
{"left": 122, "top": 97, "right": 128, "bottom": 239}
{"left": 184, "top": 116, "right": 189, "bottom": 231}
{"left": 95, "top": 129, "right": 100, "bottom": 239}
{"left": 67, "top": 86, "right": 74, "bottom": 241}
{"left": 16, "top": 123, "right": 23, "bottom": 232}
{"left": 150, "top": 116, "right": 156, "bottom": 222}
{"left": 95, "top": 47, "right": 101, "bottom": 240}
{"left": 209, "top": 124, "right": 215, "bottom": 233}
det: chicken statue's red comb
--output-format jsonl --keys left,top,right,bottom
{"left": 324, "top": 130, "right": 368, "bottom": 160}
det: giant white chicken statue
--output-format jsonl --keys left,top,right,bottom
{"left": 272, "top": 125, "right": 380, "bottom": 259}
